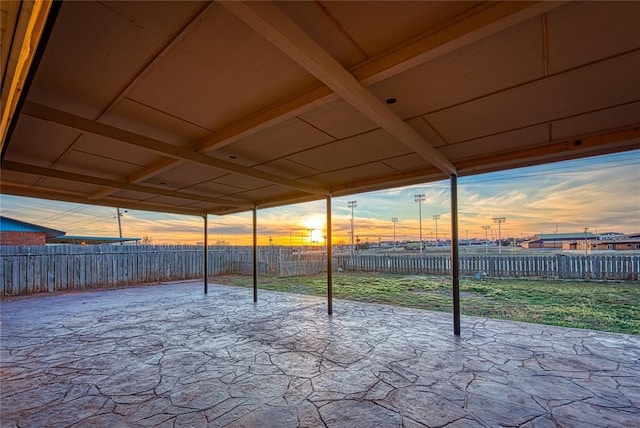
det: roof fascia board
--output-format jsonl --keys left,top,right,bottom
{"left": 1, "top": 0, "right": 57, "bottom": 157}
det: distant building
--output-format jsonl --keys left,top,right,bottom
{"left": 597, "top": 232, "right": 626, "bottom": 240}
{"left": 522, "top": 232, "right": 597, "bottom": 249}
{"left": 573, "top": 238, "right": 640, "bottom": 252}
{"left": 0, "top": 217, "right": 65, "bottom": 246}
{"left": 523, "top": 231, "right": 640, "bottom": 251}
{"left": 0, "top": 216, "right": 140, "bottom": 246}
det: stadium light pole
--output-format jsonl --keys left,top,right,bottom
{"left": 492, "top": 217, "right": 506, "bottom": 254}
{"left": 481, "top": 225, "right": 491, "bottom": 254}
{"left": 348, "top": 201, "right": 357, "bottom": 255}
{"left": 391, "top": 217, "right": 398, "bottom": 248}
{"left": 433, "top": 214, "right": 440, "bottom": 247}
{"left": 414, "top": 194, "right": 425, "bottom": 253}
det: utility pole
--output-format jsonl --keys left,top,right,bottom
{"left": 116, "top": 208, "right": 128, "bottom": 245}
{"left": 482, "top": 225, "right": 491, "bottom": 254}
{"left": 348, "top": 201, "right": 357, "bottom": 255}
{"left": 584, "top": 227, "right": 589, "bottom": 255}
{"left": 433, "top": 214, "right": 440, "bottom": 248}
{"left": 391, "top": 217, "right": 398, "bottom": 248}
{"left": 492, "top": 217, "right": 506, "bottom": 254}
{"left": 414, "top": 194, "right": 425, "bottom": 253}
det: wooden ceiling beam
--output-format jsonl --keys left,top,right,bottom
{"left": 110, "top": 0, "right": 562, "bottom": 201}
{"left": 199, "top": 2, "right": 563, "bottom": 154}
{"left": 21, "top": 101, "right": 329, "bottom": 195}
{"left": 355, "top": 1, "right": 567, "bottom": 85}
{"left": 2, "top": 160, "right": 253, "bottom": 209}
{"left": 0, "top": 185, "right": 207, "bottom": 217}
{"left": 88, "top": 1, "right": 563, "bottom": 202}
{"left": 456, "top": 127, "right": 640, "bottom": 173}
{"left": 301, "top": 127, "right": 640, "bottom": 199}
{"left": 221, "top": 0, "right": 457, "bottom": 176}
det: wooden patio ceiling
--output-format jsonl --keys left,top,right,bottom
{"left": 2, "top": 1, "right": 639, "bottom": 217}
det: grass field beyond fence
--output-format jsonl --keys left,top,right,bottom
{"left": 214, "top": 272, "right": 640, "bottom": 335}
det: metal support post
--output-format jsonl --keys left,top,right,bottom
{"left": 326, "top": 196, "right": 333, "bottom": 315}
{"left": 253, "top": 206, "right": 257, "bottom": 302}
{"left": 451, "top": 174, "right": 461, "bottom": 336}
{"left": 204, "top": 214, "right": 208, "bottom": 294}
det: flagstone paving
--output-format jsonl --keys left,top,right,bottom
{"left": 1, "top": 281, "right": 639, "bottom": 427}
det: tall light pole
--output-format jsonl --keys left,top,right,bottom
{"left": 348, "top": 200, "right": 357, "bottom": 255}
{"left": 481, "top": 225, "right": 491, "bottom": 254}
{"left": 391, "top": 217, "right": 398, "bottom": 248}
{"left": 414, "top": 194, "right": 425, "bottom": 253}
{"left": 433, "top": 214, "right": 440, "bottom": 248}
{"left": 492, "top": 217, "right": 506, "bottom": 254}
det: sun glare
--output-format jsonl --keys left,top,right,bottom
{"left": 302, "top": 215, "right": 324, "bottom": 231}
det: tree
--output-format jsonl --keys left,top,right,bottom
{"left": 141, "top": 236, "right": 153, "bottom": 244}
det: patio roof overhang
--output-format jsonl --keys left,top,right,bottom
{"left": 1, "top": 1, "right": 639, "bottom": 217}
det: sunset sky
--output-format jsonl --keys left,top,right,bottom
{"left": 1, "top": 150, "right": 638, "bottom": 245}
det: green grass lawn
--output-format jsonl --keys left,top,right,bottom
{"left": 212, "top": 272, "right": 640, "bottom": 335}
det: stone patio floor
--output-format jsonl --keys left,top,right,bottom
{"left": 1, "top": 281, "right": 639, "bottom": 427}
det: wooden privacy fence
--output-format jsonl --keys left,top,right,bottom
{"left": 0, "top": 245, "right": 326, "bottom": 296}
{"left": 336, "top": 254, "right": 640, "bottom": 280}
{"left": 2, "top": 246, "right": 638, "bottom": 296}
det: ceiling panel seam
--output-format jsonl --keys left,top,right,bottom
{"left": 408, "top": 46, "right": 640, "bottom": 122}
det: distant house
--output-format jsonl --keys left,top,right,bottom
{"left": 0, "top": 216, "right": 65, "bottom": 246}
{"left": 0, "top": 216, "right": 140, "bottom": 246}
{"left": 522, "top": 232, "right": 597, "bottom": 249}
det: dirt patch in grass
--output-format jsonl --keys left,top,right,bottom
{"left": 211, "top": 272, "right": 640, "bottom": 335}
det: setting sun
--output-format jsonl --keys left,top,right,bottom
{"left": 310, "top": 229, "right": 323, "bottom": 243}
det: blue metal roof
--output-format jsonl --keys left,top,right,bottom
{"left": 0, "top": 216, "right": 65, "bottom": 239}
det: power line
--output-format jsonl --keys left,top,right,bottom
{"left": 35, "top": 204, "right": 91, "bottom": 223}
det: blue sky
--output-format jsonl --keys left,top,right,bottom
{"left": 1, "top": 150, "right": 638, "bottom": 245}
